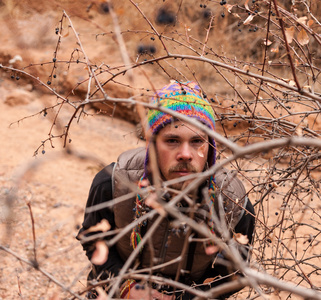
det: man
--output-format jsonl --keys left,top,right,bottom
{"left": 78, "top": 81, "right": 255, "bottom": 299}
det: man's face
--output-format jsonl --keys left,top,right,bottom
{"left": 155, "top": 121, "right": 209, "bottom": 190}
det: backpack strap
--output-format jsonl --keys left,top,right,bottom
{"left": 112, "top": 147, "right": 146, "bottom": 199}
{"left": 215, "top": 168, "right": 248, "bottom": 229}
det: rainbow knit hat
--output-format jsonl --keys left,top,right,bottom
{"left": 146, "top": 80, "right": 216, "bottom": 170}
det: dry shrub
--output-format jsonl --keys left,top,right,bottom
{"left": 1, "top": 0, "right": 321, "bottom": 299}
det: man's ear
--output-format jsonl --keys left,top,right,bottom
{"left": 148, "top": 140, "right": 164, "bottom": 187}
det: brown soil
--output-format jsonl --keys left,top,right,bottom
{"left": 0, "top": 87, "right": 145, "bottom": 299}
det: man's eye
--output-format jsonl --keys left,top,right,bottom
{"left": 192, "top": 139, "right": 204, "bottom": 145}
{"left": 166, "top": 139, "right": 178, "bottom": 144}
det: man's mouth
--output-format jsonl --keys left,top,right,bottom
{"left": 172, "top": 170, "right": 192, "bottom": 176}
{"left": 169, "top": 163, "right": 197, "bottom": 176}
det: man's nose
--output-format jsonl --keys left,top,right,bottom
{"left": 177, "top": 143, "right": 192, "bottom": 161}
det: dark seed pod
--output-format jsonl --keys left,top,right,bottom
{"left": 149, "top": 45, "right": 156, "bottom": 54}
{"left": 100, "top": 3, "right": 110, "bottom": 13}
{"left": 137, "top": 44, "right": 157, "bottom": 55}
{"left": 156, "top": 8, "right": 176, "bottom": 25}
{"left": 203, "top": 9, "right": 212, "bottom": 19}
{"left": 137, "top": 45, "right": 146, "bottom": 54}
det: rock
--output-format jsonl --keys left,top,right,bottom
{"left": 25, "top": 84, "right": 34, "bottom": 92}
{"left": 4, "top": 90, "right": 33, "bottom": 106}
{"left": 8, "top": 55, "right": 23, "bottom": 64}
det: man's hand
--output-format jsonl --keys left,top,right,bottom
{"left": 123, "top": 286, "right": 172, "bottom": 299}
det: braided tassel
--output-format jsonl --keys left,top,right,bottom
{"left": 208, "top": 175, "right": 216, "bottom": 235}
{"left": 131, "top": 229, "right": 142, "bottom": 250}
{"left": 131, "top": 177, "right": 146, "bottom": 250}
